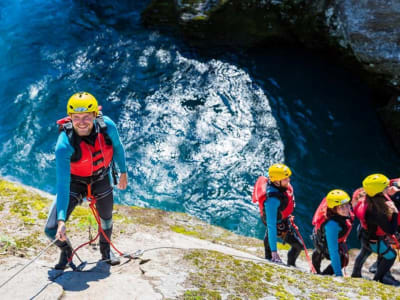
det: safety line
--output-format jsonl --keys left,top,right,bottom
{"left": 0, "top": 240, "right": 57, "bottom": 290}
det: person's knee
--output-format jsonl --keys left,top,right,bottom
{"left": 383, "top": 248, "right": 396, "bottom": 260}
{"left": 100, "top": 217, "right": 113, "bottom": 230}
{"left": 44, "top": 227, "right": 56, "bottom": 240}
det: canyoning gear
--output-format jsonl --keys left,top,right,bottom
{"left": 254, "top": 173, "right": 299, "bottom": 266}
{"left": 312, "top": 243, "right": 349, "bottom": 276}
{"left": 68, "top": 183, "right": 127, "bottom": 265}
{"left": 374, "top": 256, "right": 398, "bottom": 284}
{"left": 57, "top": 112, "right": 114, "bottom": 178}
{"left": 45, "top": 175, "right": 114, "bottom": 239}
{"left": 312, "top": 197, "right": 353, "bottom": 244}
{"left": 326, "top": 189, "right": 350, "bottom": 209}
{"left": 100, "top": 227, "right": 120, "bottom": 265}
{"left": 312, "top": 221, "right": 350, "bottom": 276}
{"left": 264, "top": 222, "right": 302, "bottom": 266}
{"left": 311, "top": 196, "right": 353, "bottom": 276}
{"left": 252, "top": 176, "right": 295, "bottom": 222}
{"left": 351, "top": 227, "right": 372, "bottom": 278}
{"left": 67, "top": 92, "right": 99, "bottom": 115}
{"left": 353, "top": 193, "right": 395, "bottom": 238}
{"left": 54, "top": 240, "right": 76, "bottom": 270}
{"left": 289, "top": 216, "right": 316, "bottom": 273}
{"left": 264, "top": 183, "right": 295, "bottom": 253}
{"left": 362, "top": 174, "right": 389, "bottom": 197}
{"left": 53, "top": 115, "right": 126, "bottom": 222}
{"left": 70, "top": 134, "right": 113, "bottom": 177}
{"left": 268, "top": 163, "right": 292, "bottom": 182}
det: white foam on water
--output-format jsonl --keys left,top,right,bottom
{"left": 119, "top": 49, "right": 285, "bottom": 212}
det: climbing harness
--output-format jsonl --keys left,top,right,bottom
{"left": 289, "top": 216, "right": 317, "bottom": 274}
{"left": 69, "top": 184, "right": 132, "bottom": 264}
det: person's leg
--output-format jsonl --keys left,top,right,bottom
{"left": 351, "top": 235, "right": 372, "bottom": 278}
{"left": 370, "top": 240, "right": 398, "bottom": 284}
{"left": 321, "top": 264, "right": 334, "bottom": 275}
{"left": 284, "top": 230, "right": 303, "bottom": 267}
{"left": 311, "top": 250, "right": 323, "bottom": 274}
{"left": 44, "top": 182, "right": 85, "bottom": 269}
{"left": 322, "top": 243, "right": 348, "bottom": 276}
{"left": 263, "top": 229, "right": 272, "bottom": 260}
{"left": 92, "top": 175, "right": 118, "bottom": 264}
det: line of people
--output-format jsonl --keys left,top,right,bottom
{"left": 252, "top": 163, "right": 400, "bottom": 286}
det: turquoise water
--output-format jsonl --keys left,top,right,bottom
{"left": 0, "top": 1, "right": 399, "bottom": 247}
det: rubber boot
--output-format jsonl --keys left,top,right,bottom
{"left": 54, "top": 240, "right": 76, "bottom": 270}
{"left": 373, "top": 257, "right": 396, "bottom": 284}
{"left": 100, "top": 227, "right": 120, "bottom": 266}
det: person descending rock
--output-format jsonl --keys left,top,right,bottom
{"left": 252, "top": 163, "right": 302, "bottom": 265}
{"left": 311, "top": 190, "right": 353, "bottom": 276}
{"left": 44, "top": 92, "right": 128, "bottom": 269}
{"left": 351, "top": 174, "right": 400, "bottom": 286}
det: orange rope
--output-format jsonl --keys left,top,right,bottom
{"left": 69, "top": 184, "right": 125, "bottom": 262}
{"left": 289, "top": 216, "right": 317, "bottom": 274}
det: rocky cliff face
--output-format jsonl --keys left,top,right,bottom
{"left": 0, "top": 179, "right": 399, "bottom": 299}
{"left": 142, "top": 0, "right": 400, "bottom": 152}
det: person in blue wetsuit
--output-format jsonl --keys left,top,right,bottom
{"left": 311, "top": 190, "right": 353, "bottom": 276}
{"left": 44, "top": 92, "right": 127, "bottom": 270}
{"left": 263, "top": 163, "right": 303, "bottom": 266}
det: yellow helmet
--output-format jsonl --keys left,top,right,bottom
{"left": 268, "top": 163, "right": 292, "bottom": 182}
{"left": 67, "top": 92, "right": 98, "bottom": 115}
{"left": 326, "top": 189, "right": 350, "bottom": 209}
{"left": 362, "top": 174, "right": 389, "bottom": 197}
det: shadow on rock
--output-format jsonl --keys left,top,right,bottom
{"left": 47, "top": 262, "right": 111, "bottom": 292}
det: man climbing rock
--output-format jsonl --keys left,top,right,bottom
{"left": 253, "top": 163, "right": 303, "bottom": 266}
{"left": 44, "top": 92, "right": 127, "bottom": 269}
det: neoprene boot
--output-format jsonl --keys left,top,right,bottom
{"left": 373, "top": 257, "right": 396, "bottom": 283}
{"left": 287, "top": 242, "right": 302, "bottom": 267}
{"left": 100, "top": 227, "right": 120, "bottom": 266}
{"left": 54, "top": 240, "right": 75, "bottom": 270}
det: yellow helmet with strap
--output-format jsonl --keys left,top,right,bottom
{"left": 67, "top": 92, "right": 98, "bottom": 115}
{"left": 362, "top": 173, "right": 389, "bottom": 197}
{"left": 326, "top": 189, "right": 350, "bottom": 208}
{"left": 268, "top": 163, "right": 292, "bottom": 182}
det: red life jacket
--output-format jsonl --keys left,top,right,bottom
{"left": 57, "top": 112, "right": 113, "bottom": 178}
{"left": 312, "top": 197, "right": 353, "bottom": 243}
{"left": 389, "top": 178, "right": 400, "bottom": 187}
{"left": 353, "top": 193, "right": 392, "bottom": 237}
{"left": 252, "top": 176, "right": 294, "bottom": 220}
{"left": 389, "top": 178, "right": 400, "bottom": 225}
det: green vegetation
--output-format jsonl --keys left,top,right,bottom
{"left": 170, "top": 225, "right": 201, "bottom": 238}
{"left": 183, "top": 249, "right": 400, "bottom": 299}
{"left": 1, "top": 179, "right": 400, "bottom": 299}
{"left": 184, "top": 288, "right": 222, "bottom": 299}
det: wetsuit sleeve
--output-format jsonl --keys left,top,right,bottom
{"left": 104, "top": 116, "right": 127, "bottom": 173}
{"left": 325, "top": 220, "right": 343, "bottom": 276}
{"left": 55, "top": 132, "right": 74, "bottom": 221}
{"left": 265, "top": 197, "right": 280, "bottom": 252}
